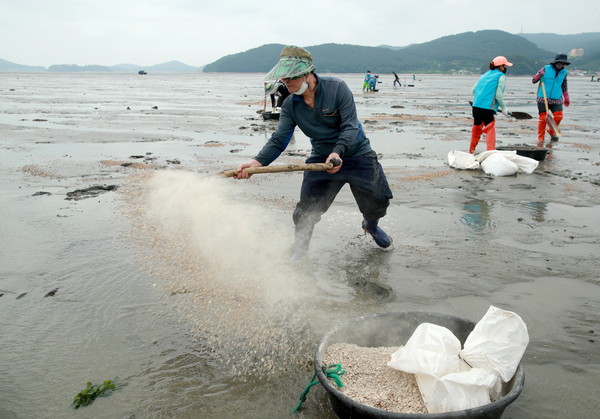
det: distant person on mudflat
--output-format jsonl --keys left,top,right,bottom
{"left": 469, "top": 56, "right": 512, "bottom": 154}
{"left": 393, "top": 72, "right": 401, "bottom": 87}
{"left": 532, "top": 53, "right": 570, "bottom": 143}
{"left": 235, "top": 46, "right": 393, "bottom": 261}
{"left": 266, "top": 80, "right": 290, "bottom": 111}
{"left": 363, "top": 70, "right": 372, "bottom": 92}
{"left": 368, "top": 74, "right": 380, "bottom": 92}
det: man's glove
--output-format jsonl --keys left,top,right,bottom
{"left": 564, "top": 91, "right": 570, "bottom": 107}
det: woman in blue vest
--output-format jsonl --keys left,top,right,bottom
{"left": 469, "top": 56, "right": 512, "bottom": 154}
{"left": 368, "top": 74, "right": 379, "bottom": 92}
{"left": 532, "top": 54, "right": 571, "bottom": 142}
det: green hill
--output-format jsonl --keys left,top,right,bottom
{"left": 3, "top": 30, "right": 598, "bottom": 74}
{"left": 575, "top": 51, "right": 600, "bottom": 72}
{"left": 201, "top": 44, "right": 284, "bottom": 73}
{"left": 398, "top": 30, "right": 552, "bottom": 74}
{"left": 0, "top": 58, "right": 45, "bottom": 72}
{"left": 47, "top": 64, "right": 112, "bottom": 72}
{"left": 203, "top": 30, "right": 597, "bottom": 75}
{"left": 0, "top": 59, "right": 202, "bottom": 73}
{"left": 517, "top": 32, "right": 600, "bottom": 55}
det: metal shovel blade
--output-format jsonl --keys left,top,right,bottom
{"left": 546, "top": 114, "right": 562, "bottom": 139}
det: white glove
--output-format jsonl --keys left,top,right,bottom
{"left": 501, "top": 108, "right": 509, "bottom": 116}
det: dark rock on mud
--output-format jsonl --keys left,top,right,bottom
{"left": 65, "top": 185, "right": 118, "bottom": 201}
{"left": 44, "top": 288, "right": 59, "bottom": 297}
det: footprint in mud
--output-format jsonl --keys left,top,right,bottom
{"left": 340, "top": 244, "right": 395, "bottom": 301}
{"left": 510, "top": 184, "right": 537, "bottom": 190}
{"left": 352, "top": 279, "right": 393, "bottom": 300}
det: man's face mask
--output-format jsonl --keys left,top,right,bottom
{"left": 292, "top": 79, "right": 308, "bottom": 95}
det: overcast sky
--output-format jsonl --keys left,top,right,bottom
{"left": 1, "top": 0, "right": 598, "bottom": 67}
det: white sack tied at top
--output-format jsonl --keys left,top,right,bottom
{"left": 460, "top": 305, "right": 529, "bottom": 382}
{"left": 479, "top": 152, "right": 519, "bottom": 176}
{"left": 447, "top": 150, "right": 480, "bottom": 170}
{"left": 387, "top": 306, "right": 529, "bottom": 414}
{"left": 447, "top": 150, "right": 539, "bottom": 176}
{"left": 413, "top": 367, "right": 499, "bottom": 413}
{"left": 387, "top": 323, "right": 467, "bottom": 377}
{"left": 477, "top": 150, "right": 539, "bottom": 176}
{"left": 387, "top": 322, "right": 497, "bottom": 413}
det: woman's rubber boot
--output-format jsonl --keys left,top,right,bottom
{"left": 538, "top": 113, "right": 547, "bottom": 142}
{"left": 469, "top": 123, "right": 484, "bottom": 153}
{"left": 362, "top": 218, "right": 392, "bottom": 248}
{"left": 482, "top": 120, "right": 496, "bottom": 150}
{"left": 549, "top": 111, "right": 563, "bottom": 141}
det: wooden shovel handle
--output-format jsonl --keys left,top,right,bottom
{"left": 221, "top": 159, "right": 341, "bottom": 178}
{"left": 540, "top": 81, "right": 551, "bottom": 114}
{"left": 540, "top": 81, "right": 562, "bottom": 137}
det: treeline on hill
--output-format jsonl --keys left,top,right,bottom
{"left": 204, "top": 30, "right": 600, "bottom": 75}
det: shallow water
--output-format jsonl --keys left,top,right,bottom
{"left": 1, "top": 72, "right": 599, "bottom": 418}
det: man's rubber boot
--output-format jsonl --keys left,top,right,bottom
{"left": 362, "top": 218, "right": 393, "bottom": 248}
{"left": 469, "top": 123, "right": 484, "bottom": 153}
{"left": 290, "top": 224, "right": 314, "bottom": 262}
{"left": 482, "top": 120, "right": 496, "bottom": 150}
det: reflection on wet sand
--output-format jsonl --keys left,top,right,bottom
{"left": 525, "top": 201, "right": 547, "bottom": 222}
{"left": 461, "top": 199, "right": 493, "bottom": 235}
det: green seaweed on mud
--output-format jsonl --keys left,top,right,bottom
{"left": 71, "top": 379, "right": 125, "bottom": 409}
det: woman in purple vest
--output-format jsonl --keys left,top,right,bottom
{"left": 469, "top": 56, "right": 512, "bottom": 154}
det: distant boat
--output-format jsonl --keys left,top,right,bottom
{"left": 138, "top": 70, "right": 147, "bottom": 75}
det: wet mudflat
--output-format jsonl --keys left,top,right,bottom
{"left": 0, "top": 73, "right": 599, "bottom": 418}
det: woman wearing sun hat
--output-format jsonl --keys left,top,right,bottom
{"left": 532, "top": 53, "right": 571, "bottom": 143}
{"left": 235, "top": 46, "right": 393, "bottom": 260}
{"left": 469, "top": 56, "right": 512, "bottom": 154}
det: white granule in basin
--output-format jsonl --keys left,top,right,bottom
{"left": 324, "top": 343, "right": 428, "bottom": 414}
